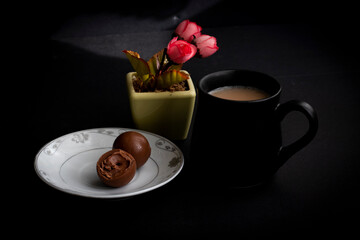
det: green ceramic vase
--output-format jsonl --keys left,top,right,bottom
{"left": 126, "top": 71, "right": 196, "bottom": 140}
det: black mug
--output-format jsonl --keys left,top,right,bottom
{"left": 190, "top": 70, "right": 318, "bottom": 187}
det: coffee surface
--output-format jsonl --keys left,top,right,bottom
{"left": 209, "top": 86, "right": 270, "bottom": 101}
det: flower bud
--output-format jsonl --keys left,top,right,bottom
{"left": 193, "top": 34, "right": 219, "bottom": 58}
{"left": 167, "top": 37, "right": 197, "bottom": 64}
{"left": 174, "top": 19, "right": 202, "bottom": 43}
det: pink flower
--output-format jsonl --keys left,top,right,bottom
{"left": 167, "top": 37, "right": 197, "bottom": 64}
{"left": 193, "top": 34, "right": 219, "bottom": 58}
{"left": 174, "top": 19, "right": 202, "bottom": 43}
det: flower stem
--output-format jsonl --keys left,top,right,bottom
{"left": 159, "top": 48, "right": 167, "bottom": 74}
{"left": 159, "top": 48, "right": 181, "bottom": 74}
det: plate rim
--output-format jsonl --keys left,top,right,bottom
{"left": 34, "top": 127, "right": 184, "bottom": 199}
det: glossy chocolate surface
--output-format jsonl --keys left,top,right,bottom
{"left": 113, "top": 131, "right": 151, "bottom": 168}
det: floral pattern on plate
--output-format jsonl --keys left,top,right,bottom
{"left": 34, "top": 128, "right": 184, "bottom": 198}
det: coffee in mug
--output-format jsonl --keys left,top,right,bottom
{"left": 209, "top": 86, "right": 270, "bottom": 101}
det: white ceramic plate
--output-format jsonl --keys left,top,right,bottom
{"left": 34, "top": 128, "right": 184, "bottom": 198}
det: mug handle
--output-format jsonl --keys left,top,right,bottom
{"left": 275, "top": 100, "right": 318, "bottom": 167}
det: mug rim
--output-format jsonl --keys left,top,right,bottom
{"left": 198, "top": 69, "right": 282, "bottom": 103}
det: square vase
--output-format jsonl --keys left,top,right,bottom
{"left": 126, "top": 71, "right": 196, "bottom": 140}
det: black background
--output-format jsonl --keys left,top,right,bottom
{"left": 14, "top": 0, "right": 360, "bottom": 238}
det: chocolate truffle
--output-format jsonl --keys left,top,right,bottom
{"left": 113, "top": 131, "right": 151, "bottom": 168}
{"left": 96, "top": 149, "right": 137, "bottom": 187}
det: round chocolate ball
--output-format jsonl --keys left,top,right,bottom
{"left": 96, "top": 149, "right": 137, "bottom": 187}
{"left": 113, "top": 131, "right": 151, "bottom": 168}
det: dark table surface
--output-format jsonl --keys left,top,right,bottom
{"left": 23, "top": 1, "right": 360, "bottom": 238}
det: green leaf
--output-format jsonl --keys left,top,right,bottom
{"left": 168, "top": 64, "right": 183, "bottom": 71}
{"left": 123, "top": 50, "right": 150, "bottom": 81}
{"left": 156, "top": 70, "right": 189, "bottom": 89}
{"left": 147, "top": 48, "right": 165, "bottom": 76}
{"left": 143, "top": 75, "right": 156, "bottom": 89}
